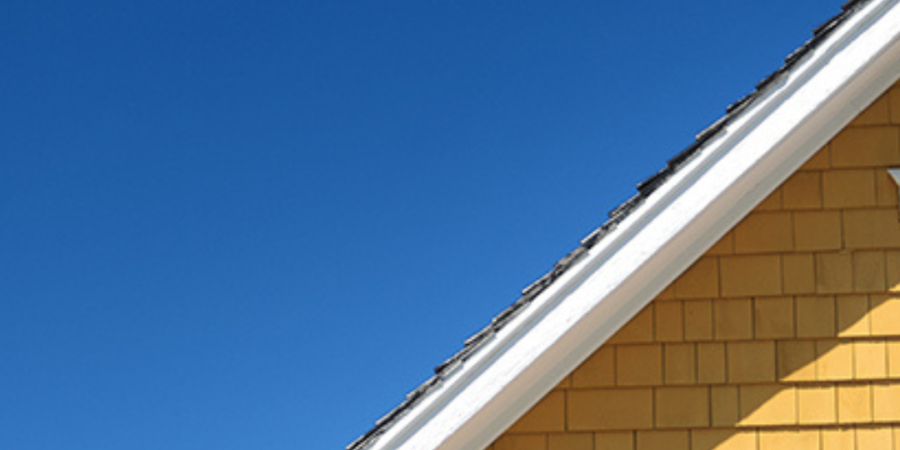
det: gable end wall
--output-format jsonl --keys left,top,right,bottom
{"left": 488, "top": 82, "right": 900, "bottom": 450}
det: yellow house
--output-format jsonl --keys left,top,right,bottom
{"left": 350, "top": 1, "right": 900, "bottom": 449}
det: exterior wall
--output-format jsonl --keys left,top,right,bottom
{"left": 487, "top": 82, "right": 900, "bottom": 450}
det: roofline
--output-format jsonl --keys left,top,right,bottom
{"left": 363, "top": 1, "right": 900, "bottom": 448}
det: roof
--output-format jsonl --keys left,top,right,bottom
{"left": 348, "top": 1, "right": 900, "bottom": 448}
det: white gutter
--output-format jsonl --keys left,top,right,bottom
{"left": 367, "top": 1, "right": 900, "bottom": 449}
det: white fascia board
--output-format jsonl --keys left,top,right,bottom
{"left": 367, "top": 1, "right": 900, "bottom": 449}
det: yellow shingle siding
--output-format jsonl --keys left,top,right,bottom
{"left": 487, "top": 83, "right": 900, "bottom": 450}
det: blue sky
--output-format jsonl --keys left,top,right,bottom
{"left": 1, "top": 1, "right": 845, "bottom": 449}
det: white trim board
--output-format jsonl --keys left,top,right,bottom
{"left": 363, "top": 1, "right": 900, "bottom": 449}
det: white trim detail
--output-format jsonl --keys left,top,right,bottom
{"left": 888, "top": 169, "right": 900, "bottom": 209}
{"left": 365, "top": 1, "right": 900, "bottom": 449}
{"left": 889, "top": 168, "right": 900, "bottom": 183}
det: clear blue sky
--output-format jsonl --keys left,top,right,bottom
{"left": 0, "top": 1, "right": 844, "bottom": 449}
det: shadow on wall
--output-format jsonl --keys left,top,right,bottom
{"left": 492, "top": 280, "right": 900, "bottom": 450}
{"left": 691, "top": 291, "right": 900, "bottom": 450}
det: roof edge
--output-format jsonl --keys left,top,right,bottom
{"left": 361, "top": 1, "right": 900, "bottom": 449}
